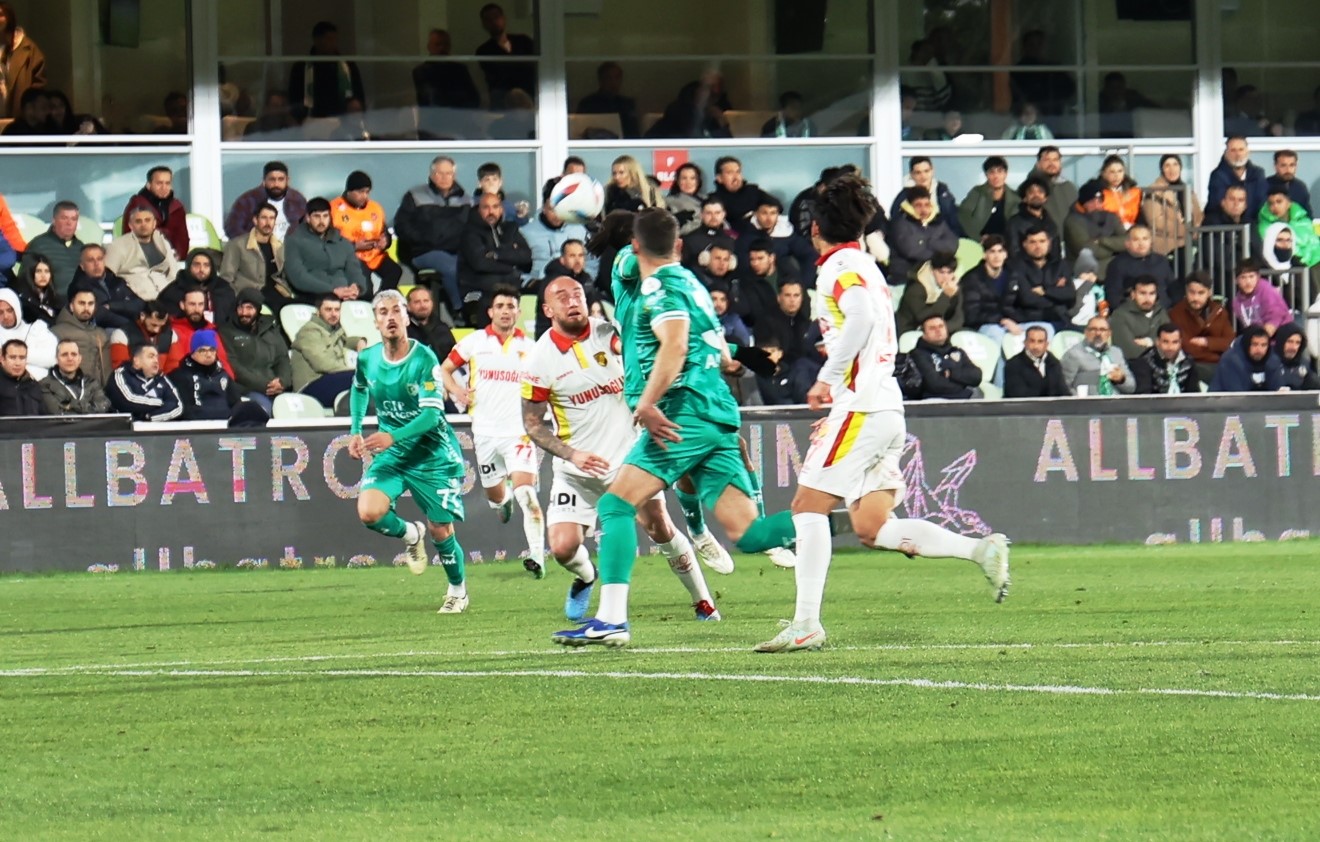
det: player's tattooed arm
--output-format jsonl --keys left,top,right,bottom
{"left": 522, "top": 398, "right": 577, "bottom": 462}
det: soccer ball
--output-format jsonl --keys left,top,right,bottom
{"left": 549, "top": 173, "right": 605, "bottom": 224}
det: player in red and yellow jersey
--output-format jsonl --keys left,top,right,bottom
{"left": 756, "top": 175, "right": 1012, "bottom": 654}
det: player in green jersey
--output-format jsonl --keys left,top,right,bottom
{"left": 349, "top": 290, "right": 471, "bottom": 614}
{"left": 553, "top": 209, "right": 797, "bottom": 647}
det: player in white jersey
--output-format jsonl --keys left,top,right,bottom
{"left": 521, "top": 276, "right": 721, "bottom": 622}
{"left": 440, "top": 285, "right": 546, "bottom": 576}
{"left": 756, "top": 175, "right": 1011, "bottom": 654}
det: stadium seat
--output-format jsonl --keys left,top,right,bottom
{"left": 723, "top": 110, "right": 775, "bottom": 138}
{"left": 341, "top": 300, "right": 381, "bottom": 346}
{"left": 12, "top": 213, "right": 44, "bottom": 242}
{"left": 1001, "top": 331, "right": 1026, "bottom": 360}
{"left": 949, "top": 330, "right": 1000, "bottom": 387}
{"left": 272, "top": 392, "right": 328, "bottom": 420}
{"left": 279, "top": 303, "right": 316, "bottom": 343}
{"left": 1050, "top": 330, "right": 1084, "bottom": 360}
{"left": 186, "top": 214, "right": 223, "bottom": 251}
{"left": 75, "top": 218, "right": 105, "bottom": 246}
{"left": 898, "top": 330, "right": 920, "bottom": 353}
{"left": 954, "top": 238, "right": 984, "bottom": 280}
{"left": 520, "top": 294, "right": 538, "bottom": 333}
{"left": 891, "top": 283, "right": 906, "bottom": 303}
{"left": 452, "top": 327, "right": 474, "bottom": 342}
{"left": 980, "top": 382, "right": 1003, "bottom": 401}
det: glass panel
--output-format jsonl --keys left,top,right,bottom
{"left": 0, "top": 150, "right": 191, "bottom": 226}
{"left": 1087, "top": 70, "right": 1193, "bottom": 139}
{"left": 16, "top": 0, "right": 188, "bottom": 134}
{"left": 1221, "top": 0, "right": 1320, "bottom": 64}
{"left": 897, "top": 0, "right": 1081, "bottom": 74}
{"left": 565, "top": 0, "right": 871, "bottom": 57}
{"left": 1091, "top": 1, "right": 1192, "bottom": 65}
{"left": 1223, "top": 69, "right": 1318, "bottom": 138}
{"left": 565, "top": 145, "right": 871, "bottom": 213}
{"left": 567, "top": 59, "right": 871, "bottom": 140}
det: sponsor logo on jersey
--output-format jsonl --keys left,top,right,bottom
{"left": 594, "top": 351, "right": 608, "bottom": 367}
{"left": 406, "top": 383, "right": 419, "bottom": 395}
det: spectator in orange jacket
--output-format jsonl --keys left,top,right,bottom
{"left": 1099, "top": 154, "right": 1142, "bottom": 230}
{"left": 0, "top": 192, "right": 25, "bottom": 255}
{"left": 331, "top": 170, "right": 401, "bottom": 292}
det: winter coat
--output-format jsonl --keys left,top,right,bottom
{"left": 109, "top": 320, "right": 174, "bottom": 370}
{"left": 283, "top": 223, "right": 367, "bottom": 299}
{"left": 106, "top": 362, "right": 183, "bottom": 421}
{"left": 123, "top": 189, "right": 190, "bottom": 261}
{"left": 52, "top": 306, "right": 110, "bottom": 386}
{"left": 667, "top": 192, "right": 704, "bottom": 236}
{"left": 66, "top": 269, "right": 143, "bottom": 332}
{"left": 165, "top": 316, "right": 234, "bottom": 377}
{"left": 1102, "top": 252, "right": 1177, "bottom": 309}
{"left": 40, "top": 368, "right": 111, "bottom": 415}
{"left": 1021, "top": 168, "right": 1078, "bottom": 236}
{"left": 20, "top": 228, "right": 84, "bottom": 296}
{"left": 168, "top": 355, "right": 242, "bottom": 420}
{"left": 1257, "top": 201, "right": 1320, "bottom": 267}
{"left": 897, "top": 262, "right": 965, "bottom": 335}
{"left": 1101, "top": 185, "right": 1143, "bottom": 228}
{"left": 1232, "top": 281, "right": 1292, "bottom": 332}
{"left": 12, "top": 274, "right": 63, "bottom": 325}
{"left": 0, "top": 288, "right": 56, "bottom": 379}
{"left": 958, "top": 183, "right": 1021, "bottom": 239}
{"left": 458, "top": 214, "right": 532, "bottom": 297}
{"left": 1207, "top": 156, "right": 1269, "bottom": 219}
{"left": 1210, "top": 340, "right": 1286, "bottom": 392}
{"left": 158, "top": 254, "right": 236, "bottom": 321}
{"left": 1004, "top": 206, "right": 1061, "bottom": 260}
{"left": 890, "top": 180, "right": 965, "bottom": 238}
{"left": 291, "top": 315, "right": 362, "bottom": 390}
{"left": 1061, "top": 343, "right": 1136, "bottom": 395}
{"left": 711, "top": 183, "right": 762, "bottom": 235}
{"left": 1266, "top": 175, "right": 1312, "bottom": 217}
{"left": 1142, "top": 176, "right": 1203, "bottom": 257}
{"left": 1167, "top": 299, "right": 1234, "bottom": 365}
{"left": 958, "top": 262, "right": 1009, "bottom": 329}
{"left": 1273, "top": 323, "right": 1320, "bottom": 390}
{"left": 1132, "top": 347, "right": 1199, "bottom": 394}
{"left": 224, "top": 185, "right": 308, "bottom": 240}
{"left": 1063, "top": 206, "right": 1127, "bottom": 276}
{"left": 888, "top": 202, "right": 959, "bottom": 282}
{"left": 0, "top": 369, "right": 45, "bottom": 415}
{"left": 520, "top": 213, "right": 589, "bottom": 286}
{"left": 219, "top": 229, "right": 284, "bottom": 295}
{"left": 394, "top": 181, "right": 471, "bottom": 260}
{"left": 1109, "top": 300, "right": 1172, "bottom": 362}
{"left": 911, "top": 336, "right": 981, "bottom": 400}
{"left": 1, "top": 31, "right": 45, "bottom": 119}
{"left": 1002, "top": 256, "right": 1075, "bottom": 325}
{"left": 104, "top": 231, "right": 177, "bottom": 301}
{"left": 218, "top": 309, "right": 293, "bottom": 394}
{"left": 1003, "top": 351, "right": 1069, "bottom": 398}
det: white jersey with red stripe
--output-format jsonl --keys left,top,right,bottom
{"left": 446, "top": 326, "right": 535, "bottom": 438}
{"left": 521, "top": 317, "right": 636, "bottom": 478}
{"left": 813, "top": 242, "right": 904, "bottom": 415}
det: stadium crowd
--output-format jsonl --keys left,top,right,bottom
{"left": 0, "top": 134, "right": 1316, "bottom": 421}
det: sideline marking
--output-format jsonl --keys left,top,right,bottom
{"left": 2, "top": 665, "right": 1318, "bottom": 704}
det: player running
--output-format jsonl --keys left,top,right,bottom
{"left": 552, "top": 209, "right": 798, "bottom": 648}
{"left": 349, "top": 290, "right": 470, "bottom": 613}
{"left": 521, "top": 275, "right": 721, "bottom": 622}
{"left": 440, "top": 286, "right": 546, "bottom": 577}
{"left": 755, "top": 175, "right": 1011, "bottom": 654}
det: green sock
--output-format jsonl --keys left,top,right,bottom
{"left": 597, "top": 493, "right": 639, "bottom": 585}
{"left": 674, "top": 488, "right": 707, "bottom": 535}
{"left": 434, "top": 532, "right": 465, "bottom": 586}
{"left": 747, "top": 469, "right": 765, "bottom": 517}
{"left": 735, "top": 510, "right": 796, "bottom": 553}
{"left": 366, "top": 511, "right": 408, "bottom": 539}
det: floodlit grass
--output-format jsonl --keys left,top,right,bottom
{"left": 4, "top": 542, "right": 1320, "bottom": 840}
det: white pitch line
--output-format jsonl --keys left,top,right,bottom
{"left": 3, "top": 665, "right": 1319, "bottom": 704}
{"left": 2, "top": 638, "right": 1319, "bottom": 677}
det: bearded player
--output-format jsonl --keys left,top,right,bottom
{"left": 755, "top": 175, "right": 1011, "bottom": 654}
{"left": 522, "top": 275, "right": 721, "bottom": 622}
{"left": 440, "top": 286, "right": 546, "bottom": 576}
{"left": 349, "top": 290, "right": 470, "bottom": 614}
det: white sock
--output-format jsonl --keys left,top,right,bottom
{"left": 557, "top": 544, "right": 595, "bottom": 583}
{"left": 597, "top": 583, "right": 629, "bottom": 624}
{"left": 658, "top": 533, "right": 711, "bottom": 603}
{"left": 873, "top": 518, "right": 981, "bottom": 561}
{"left": 792, "top": 512, "right": 832, "bottom": 624}
{"left": 447, "top": 582, "right": 467, "bottom": 598}
{"left": 487, "top": 485, "right": 508, "bottom": 509}
{"left": 513, "top": 484, "right": 544, "bottom": 564}
{"left": 403, "top": 522, "right": 420, "bottom": 545}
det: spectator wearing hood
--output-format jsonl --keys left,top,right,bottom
{"left": 52, "top": 289, "right": 110, "bottom": 386}
{"left": 958, "top": 156, "right": 1020, "bottom": 239}
{"left": 1061, "top": 316, "right": 1135, "bottom": 396}
{"left": 218, "top": 287, "right": 292, "bottom": 416}
{"left": 897, "top": 251, "right": 964, "bottom": 335}
{"left": 0, "top": 339, "right": 44, "bottom": 415}
{"left": 165, "top": 288, "right": 234, "bottom": 376}
{"left": 1103, "top": 225, "right": 1178, "bottom": 308}
{"left": 104, "top": 205, "right": 178, "bottom": 301}
{"left": 1207, "top": 137, "right": 1269, "bottom": 220}
{"left": 1132, "top": 323, "right": 1198, "bottom": 394}
{"left": 1109, "top": 276, "right": 1171, "bottom": 363}
{"left": 67, "top": 244, "right": 143, "bottom": 332}
{"left": 0, "top": 287, "right": 56, "bottom": 380}
{"left": 1261, "top": 222, "right": 1305, "bottom": 273}
{"left": 1257, "top": 187, "right": 1320, "bottom": 268}
{"left": 890, "top": 158, "right": 966, "bottom": 239}
{"left": 106, "top": 343, "right": 182, "bottom": 422}
{"left": 1167, "top": 272, "right": 1234, "bottom": 384}
{"left": 1064, "top": 179, "right": 1128, "bottom": 278}
{"left": 1210, "top": 326, "right": 1286, "bottom": 392}
{"left": 11, "top": 254, "right": 63, "bottom": 325}
{"left": 40, "top": 339, "right": 111, "bottom": 415}
{"left": 911, "top": 315, "right": 982, "bottom": 401}
{"left": 122, "top": 166, "right": 190, "bottom": 261}
{"left": 159, "top": 248, "right": 235, "bottom": 321}
{"left": 168, "top": 329, "right": 268, "bottom": 425}
{"left": 1273, "top": 323, "right": 1320, "bottom": 390}
{"left": 1231, "top": 260, "right": 1292, "bottom": 336}
{"left": 1143, "top": 154, "right": 1203, "bottom": 259}
{"left": 888, "top": 185, "right": 959, "bottom": 282}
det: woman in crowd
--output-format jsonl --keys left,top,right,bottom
{"left": 12, "top": 255, "right": 62, "bottom": 325}
{"left": 0, "top": 2, "right": 44, "bottom": 120}
{"left": 1099, "top": 154, "right": 1142, "bottom": 229}
{"left": 604, "top": 154, "right": 665, "bottom": 215}
{"left": 666, "top": 162, "right": 706, "bottom": 235}
{"left": 1143, "top": 154, "right": 1202, "bottom": 272}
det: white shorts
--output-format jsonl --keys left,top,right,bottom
{"left": 474, "top": 434, "right": 541, "bottom": 489}
{"left": 799, "top": 408, "right": 906, "bottom": 508}
{"left": 546, "top": 468, "right": 663, "bottom": 529}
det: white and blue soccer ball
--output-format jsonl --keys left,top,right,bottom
{"left": 549, "top": 173, "right": 605, "bottom": 224}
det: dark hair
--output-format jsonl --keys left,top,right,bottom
{"left": 908, "top": 156, "right": 932, "bottom": 172}
{"left": 714, "top": 155, "right": 741, "bottom": 175}
{"left": 560, "top": 238, "right": 585, "bottom": 256}
{"left": 1019, "top": 175, "right": 1050, "bottom": 198}
{"left": 1235, "top": 259, "right": 1260, "bottom": 278}
{"left": 755, "top": 192, "right": 783, "bottom": 212}
{"left": 778, "top": 279, "right": 804, "bottom": 294}
{"left": 317, "top": 293, "right": 341, "bottom": 308}
{"left": 540, "top": 176, "right": 561, "bottom": 204}
{"left": 1157, "top": 322, "right": 1182, "bottom": 338}
{"left": 1241, "top": 324, "right": 1270, "bottom": 346}
{"left": 980, "top": 234, "right": 1006, "bottom": 251}
{"left": 480, "top": 3, "right": 503, "bottom": 17}
{"left": 1024, "top": 325, "right": 1049, "bottom": 341}
{"left": 406, "top": 285, "right": 432, "bottom": 302}
{"left": 306, "top": 197, "right": 332, "bottom": 215}
{"left": 1183, "top": 270, "right": 1212, "bottom": 290}
{"left": 263, "top": 161, "right": 288, "bottom": 176}
{"left": 814, "top": 174, "right": 879, "bottom": 244}
{"left": 930, "top": 252, "right": 958, "bottom": 272}
{"left": 562, "top": 155, "right": 586, "bottom": 172}
{"left": 0, "top": 2, "right": 17, "bottom": 39}
{"left": 312, "top": 21, "right": 337, "bottom": 38}
{"left": 1131, "top": 275, "right": 1158, "bottom": 291}
{"left": 53, "top": 200, "right": 79, "bottom": 216}
{"left": 668, "top": 162, "right": 704, "bottom": 197}
{"left": 146, "top": 166, "right": 172, "bottom": 182}
{"left": 2, "top": 338, "right": 26, "bottom": 356}
{"left": 1020, "top": 223, "right": 1051, "bottom": 245}
{"left": 477, "top": 162, "right": 502, "bottom": 179}
{"left": 129, "top": 341, "right": 157, "bottom": 360}
{"left": 1158, "top": 154, "right": 1182, "bottom": 173}
{"left": 982, "top": 156, "right": 1008, "bottom": 173}
{"left": 1100, "top": 154, "right": 1135, "bottom": 189}
{"left": 488, "top": 283, "right": 520, "bottom": 306}
{"left": 745, "top": 237, "right": 774, "bottom": 255}
{"left": 79, "top": 243, "right": 105, "bottom": 257}
{"left": 701, "top": 196, "right": 725, "bottom": 210}
{"left": 1275, "top": 149, "right": 1298, "bottom": 163}
{"left": 905, "top": 185, "right": 931, "bottom": 203}
{"left": 255, "top": 202, "right": 278, "bottom": 218}
{"left": 19, "top": 88, "right": 46, "bottom": 109}
{"left": 1223, "top": 183, "right": 1248, "bottom": 197}
{"left": 634, "top": 207, "right": 678, "bottom": 259}
{"left": 1036, "top": 145, "right": 1061, "bottom": 160}
{"left": 596, "top": 61, "right": 621, "bottom": 80}
{"left": 1267, "top": 184, "right": 1290, "bottom": 199}
{"left": 142, "top": 299, "right": 170, "bottom": 320}
{"left": 585, "top": 210, "right": 635, "bottom": 256}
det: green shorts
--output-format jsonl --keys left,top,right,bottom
{"left": 361, "top": 456, "right": 465, "bottom": 524}
{"left": 623, "top": 409, "right": 755, "bottom": 509}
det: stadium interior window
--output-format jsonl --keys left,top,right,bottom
{"left": 1220, "top": 0, "right": 1320, "bottom": 137}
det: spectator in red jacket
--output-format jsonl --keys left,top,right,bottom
{"left": 122, "top": 166, "right": 190, "bottom": 261}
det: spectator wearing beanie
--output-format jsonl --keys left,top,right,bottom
{"left": 331, "top": 170, "right": 402, "bottom": 292}
{"left": 219, "top": 287, "right": 293, "bottom": 416}
{"left": 168, "top": 328, "right": 269, "bottom": 425}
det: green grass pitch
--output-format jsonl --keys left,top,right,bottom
{"left": 4, "top": 542, "right": 1320, "bottom": 840}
